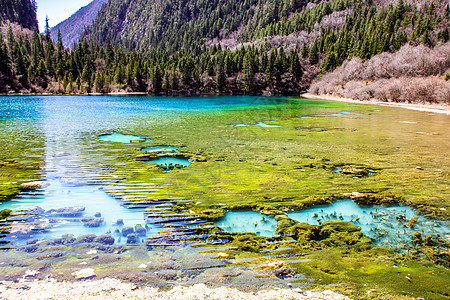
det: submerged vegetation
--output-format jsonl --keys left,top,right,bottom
{"left": 0, "top": 0, "right": 449, "bottom": 298}
{"left": 0, "top": 96, "right": 449, "bottom": 298}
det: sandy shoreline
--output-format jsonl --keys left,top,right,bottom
{"left": 0, "top": 278, "right": 351, "bottom": 300}
{"left": 302, "top": 93, "right": 450, "bottom": 115}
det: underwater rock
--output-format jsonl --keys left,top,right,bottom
{"left": 122, "top": 226, "right": 134, "bottom": 236}
{"left": 74, "top": 234, "right": 97, "bottom": 243}
{"left": 94, "top": 212, "right": 101, "bottom": 218}
{"left": 135, "top": 153, "right": 158, "bottom": 161}
{"left": 9, "top": 225, "right": 33, "bottom": 238}
{"left": 94, "top": 234, "right": 115, "bottom": 245}
{"left": 135, "top": 225, "right": 147, "bottom": 236}
{"left": 8, "top": 211, "right": 40, "bottom": 222}
{"left": 126, "top": 233, "right": 137, "bottom": 244}
{"left": 81, "top": 217, "right": 104, "bottom": 227}
{"left": 116, "top": 219, "right": 124, "bottom": 226}
{"left": 54, "top": 152, "right": 70, "bottom": 158}
{"left": 72, "top": 268, "right": 96, "bottom": 280}
{"left": 26, "top": 239, "right": 38, "bottom": 245}
{"left": 19, "top": 181, "right": 46, "bottom": 190}
{"left": 257, "top": 260, "right": 296, "bottom": 277}
{"left": 46, "top": 206, "right": 85, "bottom": 217}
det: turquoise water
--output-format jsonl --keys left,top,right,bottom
{"left": 0, "top": 179, "right": 158, "bottom": 245}
{"left": 0, "top": 95, "right": 293, "bottom": 246}
{"left": 150, "top": 157, "right": 192, "bottom": 169}
{"left": 217, "top": 211, "right": 277, "bottom": 237}
{"left": 0, "top": 95, "right": 448, "bottom": 249}
{"left": 99, "top": 133, "right": 144, "bottom": 143}
{"left": 217, "top": 200, "right": 449, "bottom": 249}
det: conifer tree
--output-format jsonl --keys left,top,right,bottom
{"left": 215, "top": 61, "right": 226, "bottom": 92}
{"left": 0, "top": 33, "right": 11, "bottom": 76}
{"left": 243, "top": 52, "right": 255, "bottom": 92}
{"left": 44, "top": 16, "right": 51, "bottom": 41}
{"left": 152, "top": 64, "right": 162, "bottom": 94}
{"left": 289, "top": 49, "right": 302, "bottom": 78}
{"left": 309, "top": 39, "right": 319, "bottom": 65}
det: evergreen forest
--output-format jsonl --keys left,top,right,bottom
{"left": 0, "top": 0, "right": 449, "bottom": 96}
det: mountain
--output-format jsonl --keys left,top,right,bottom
{"left": 80, "top": 0, "right": 313, "bottom": 52}
{"left": 51, "top": 0, "right": 108, "bottom": 48}
{"left": 80, "top": 0, "right": 449, "bottom": 53}
{"left": 0, "top": 0, "right": 38, "bottom": 31}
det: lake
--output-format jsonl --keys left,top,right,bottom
{"left": 0, "top": 95, "right": 448, "bottom": 290}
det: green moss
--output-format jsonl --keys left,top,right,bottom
{"left": 256, "top": 204, "right": 285, "bottom": 216}
{"left": 347, "top": 192, "right": 404, "bottom": 206}
{"left": 0, "top": 209, "right": 11, "bottom": 220}
{"left": 340, "top": 165, "right": 370, "bottom": 176}
{"left": 191, "top": 208, "right": 225, "bottom": 220}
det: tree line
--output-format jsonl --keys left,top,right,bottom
{"left": 0, "top": 0, "right": 448, "bottom": 95}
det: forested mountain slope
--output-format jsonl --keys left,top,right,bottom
{"left": 51, "top": 0, "right": 108, "bottom": 49}
{"left": 81, "top": 0, "right": 449, "bottom": 52}
{"left": 0, "top": 0, "right": 38, "bottom": 31}
{"left": 81, "top": 0, "right": 314, "bottom": 52}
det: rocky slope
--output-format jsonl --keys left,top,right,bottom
{"left": 51, "top": 0, "right": 108, "bottom": 48}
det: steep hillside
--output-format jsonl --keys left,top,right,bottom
{"left": 51, "top": 0, "right": 108, "bottom": 48}
{"left": 80, "top": 0, "right": 313, "bottom": 52}
{"left": 0, "top": 0, "right": 38, "bottom": 31}
{"left": 81, "top": 0, "right": 449, "bottom": 52}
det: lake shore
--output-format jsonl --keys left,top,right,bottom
{"left": 0, "top": 278, "right": 350, "bottom": 300}
{"left": 302, "top": 93, "right": 450, "bottom": 115}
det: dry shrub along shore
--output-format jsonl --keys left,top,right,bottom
{"left": 309, "top": 42, "right": 450, "bottom": 104}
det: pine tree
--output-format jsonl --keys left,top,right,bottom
{"left": 94, "top": 72, "right": 105, "bottom": 93}
{"left": 152, "top": 64, "right": 162, "bottom": 94}
{"left": 260, "top": 51, "right": 268, "bottom": 73}
{"left": 308, "top": 39, "right": 319, "bottom": 65}
{"left": 437, "top": 27, "right": 449, "bottom": 42}
{"left": 267, "top": 48, "right": 276, "bottom": 76}
{"left": 170, "top": 65, "right": 178, "bottom": 91}
{"left": 301, "top": 43, "right": 309, "bottom": 59}
{"left": 0, "top": 33, "right": 11, "bottom": 76}
{"left": 215, "top": 61, "right": 226, "bottom": 92}
{"left": 44, "top": 16, "right": 51, "bottom": 41}
{"left": 421, "top": 30, "right": 432, "bottom": 47}
{"left": 114, "top": 65, "right": 125, "bottom": 84}
{"left": 242, "top": 52, "right": 255, "bottom": 92}
{"left": 289, "top": 49, "right": 302, "bottom": 78}
{"left": 36, "top": 59, "right": 47, "bottom": 78}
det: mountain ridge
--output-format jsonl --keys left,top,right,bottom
{"left": 51, "top": 0, "right": 108, "bottom": 48}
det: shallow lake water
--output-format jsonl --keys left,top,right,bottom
{"left": 0, "top": 95, "right": 448, "bottom": 287}
{"left": 149, "top": 156, "right": 192, "bottom": 169}
{"left": 217, "top": 200, "right": 449, "bottom": 249}
{"left": 99, "top": 133, "right": 145, "bottom": 143}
